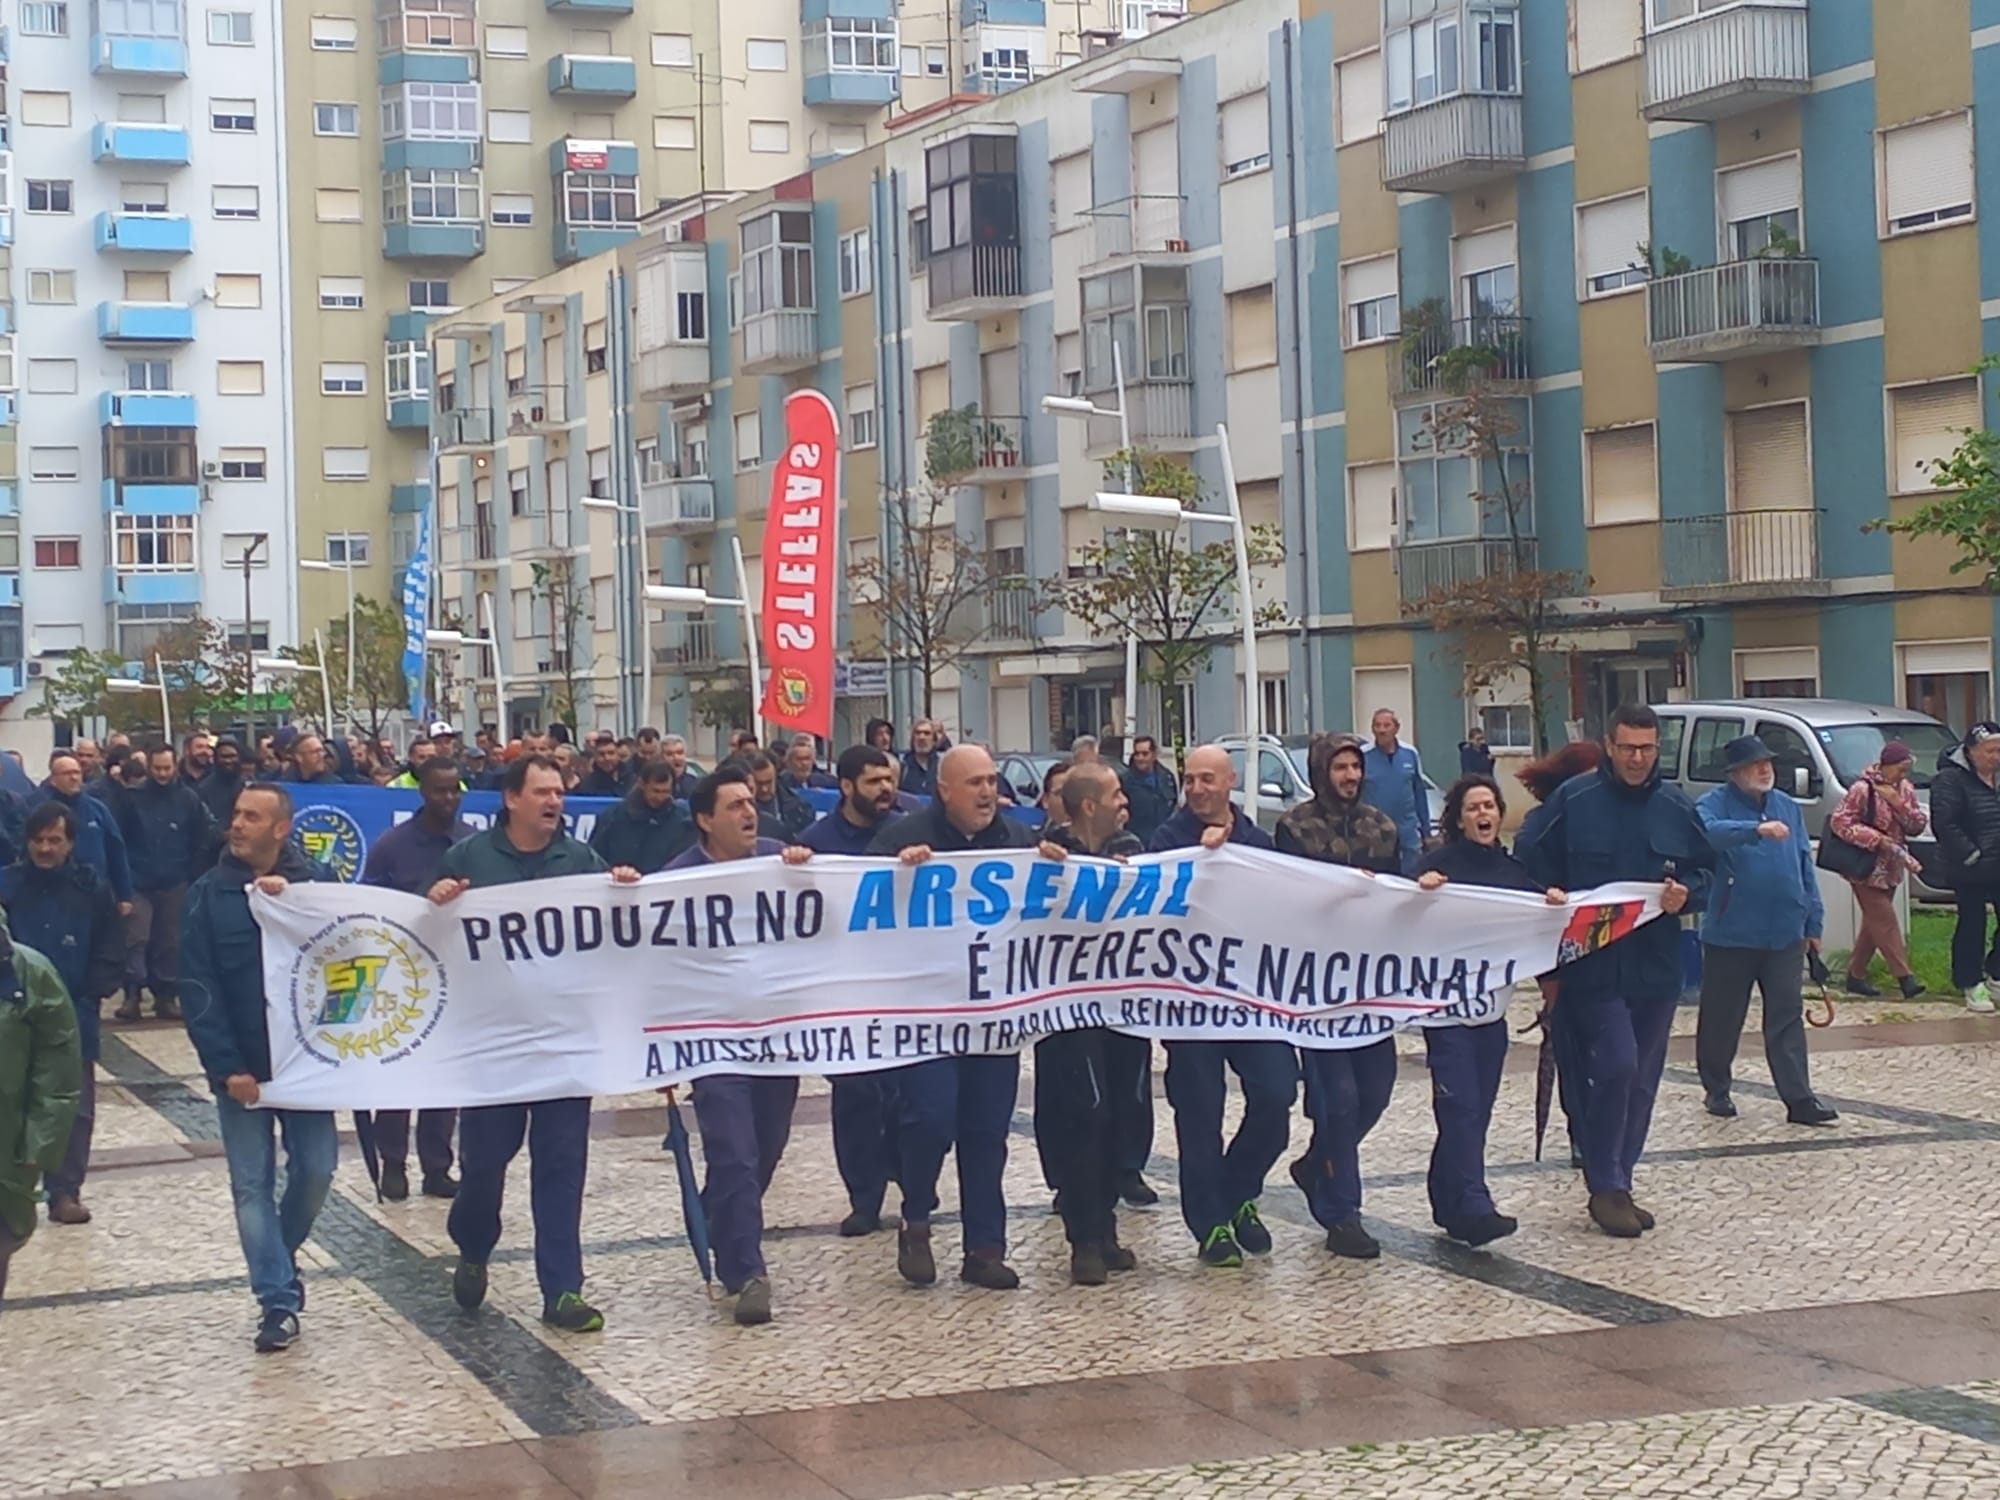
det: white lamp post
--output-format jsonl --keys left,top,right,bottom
{"left": 256, "top": 632, "right": 335, "bottom": 736}
{"left": 426, "top": 620, "right": 505, "bottom": 732}
{"left": 104, "top": 675, "right": 171, "bottom": 745}
{"left": 645, "top": 534, "right": 763, "bottom": 741}
{"left": 581, "top": 496, "right": 644, "bottom": 730}
{"left": 297, "top": 556, "right": 357, "bottom": 731}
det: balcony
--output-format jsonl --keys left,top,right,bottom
{"left": 471, "top": 516, "right": 498, "bottom": 563}
{"left": 742, "top": 308, "right": 819, "bottom": 375}
{"left": 384, "top": 221, "right": 485, "bottom": 260}
{"left": 91, "top": 123, "right": 191, "bottom": 165}
{"left": 961, "top": 416, "right": 1027, "bottom": 485}
{"left": 97, "top": 301, "right": 195, "bottom": 344}
{"left": 1396, "top": 537, "right": 1537, "bottom": 606}
{"left": 1647, "top": 258, "right": 1819, "bottom": 362}
{"left": 99, "top": 390, "right": 197, "bottom": 426}
{"left": 387, "top": 394, "right": 431, "bottom": 429}
{"left": 0, "top": 208, "right": 11, "bottom": 248}
{"left": 1083, "top": 195, "right": 1187, "bottom": 265}
{"left": 547, "top": 54, "right": 638, "bottom": 97}
{"left": 554, "top": 223, "right": 640, "bottom": 264}
{"left": 504, "top": 386, "right": 570, "bottom": 436}
{"left": 654, "top": 618, "right": 719, "bottom": 668}
{"left": 986, "top": 582, "right": 1035, "bottom": 641}
{"left": 1660, "top": 509, "right": 1828, "bottom": 601}
{"left": 390, "top": 483, "right": 432, "bottom": 514}
{"left": 93, "top": 212, "right": 193, "bottom": 256}
{"left": 805, "top": 65, "right": 900, "bottom": 109}
{"left": 517, "top": 507, "right": 583, "bottom": 562}
{"left": 1391, "top": 314, "right": 1532, "bottom": 405}
{"left": 91, "top": 30, "right": 188, "bottom": 77}
{"left": 1084, "top": 381, "right": 1194, "bottom": 459}
{"left": 1381, "top": 93, "right": 1525, "bottom": 195}
{"left": 438, "top": 407, "right": 498, "bottom": 452}
{"left": 1643, "top": 2, "right": 1810, "bottom": 123}
{"left": 101, "top": 479, "right": 200, "bottom": 513}
{"left": 546, "top": 0, "right": 632, "bottom": 10}
{"left": 639, "top": 472, "right": 716, "bottom": 534}
{"left": 106, "top": 571, "right": 202, "bottom": 607}
{"left": 928, "top": 243, "right": 1025, "bottom": 321}
{"left": 637, "top": 342, "right": 710, "bottom": 402}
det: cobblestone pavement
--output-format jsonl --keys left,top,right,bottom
{"left": 2, "top": 1008, "right": 1997, "bottom": 1498}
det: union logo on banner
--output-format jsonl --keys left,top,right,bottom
{"left": 1555, "top": 900, "right": 1648, "bottom": 965}
{"left": 758, "top": 390, "right": 841, "bottom": 739}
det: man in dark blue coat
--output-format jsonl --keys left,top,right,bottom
{"left": 1516, "top": 703, "right": 1713, "bottom": 1239}
{"left": 899, "top": 719, "right": 942, "bottom": 798}
{"left": 36, "top": 752, "right": 134, "bottom": 914}
{"left": 113, "top": 743, "right": 216, "bottom": 1023}
{"left": 588, "top": 760, "right": 696, "bottom": 873}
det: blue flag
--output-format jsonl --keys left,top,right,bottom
{"left": 401, "top": 506, "right": 431, "bottom": 721}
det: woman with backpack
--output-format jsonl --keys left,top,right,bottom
{"left": 1825, "top": 741, "right": 1927, "bottom": 998}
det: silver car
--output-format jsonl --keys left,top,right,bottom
{"left": 1215, "top": 733, "right": 1440, "bottom": 834}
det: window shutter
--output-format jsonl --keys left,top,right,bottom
{"left": 1574, "top": 0, "right": 1640, "bottom": 70}
{"left": 1133, "top": 124, "right": 1177, "bottom": 198}
{"left": 1349, "top": 463, "right": 1397, "bottom": 550}
{"left": 1893, "top": 378, "right": 1979, "bottom": 493}
{"left": 1587, "top": 426, "right": 1657, "bottom": 524}
{"left": 1220, "top": 93, "right": 1269, "bottom": 173}
{"left": 1884, "top": 114, "right": 1974, "bottom": 226}
{"left": 1729, "top": 404, "right": 1808, "bottom": 511}
{"left": 1344, "top": 255, "right": 1398, "bottom": 308}
{"left": 1338, "top": 50, "right": 1383, "bottom": 144}
{"left": 1718, "top": 156, "right": 1800, "bottom": 226}
{"left": 988, "top": 516, "right": 1026, "bottom": 550}
{"left": 1579, "top": 194, "right": 1647, "bottom": 285}
{"left": 1053, "top": 154, "right": 1091, "bottom": 229}
{"left": 1453, "top": 225, "right": 1515, "bottom": 279}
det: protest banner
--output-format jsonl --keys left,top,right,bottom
{"left": 253, "top": 845, "right": 1663, "bottom": 1111}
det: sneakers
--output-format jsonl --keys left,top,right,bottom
{"left": 897, "top": 1225, "right": 937, "bottom": 1286}
{"left": 1116, "top": 1170, "right": 1159, "bottom": 1207}
{"left": 1786, "top": 1096, "right": 1839, "bottom": 1126}
{"left": 733, "top": 1277, "right": 773, "bottom": 1326}
{"left": 422, "top": 1172, "right": 459, "bottom": 1200}
{"left": 1967, "top": 983, "right": 1996, "bottom": 1014}
{"left": 837, "top": 1208, "right": 882, "bottom": 1238}
{"left": 958, "top": 1253, "right": 1020, "bottom": 1290}
{"left": 47, "top": 1194, "right": 91, "bottom": 1225}
{"left": 542, "top": 1292, "right": 605, "bottom": 1333}
{"left": 1899, "top": 975, "right": 1927, "bottom": 1000}
{"left": 1231, "top": 1201, "right": 1274, "bottom": 1256}
{"left": 1588, "top": 1190, "right": 1645, "bottom": 1239}
{"left": 1069, "top": 1243, "right": 1109, "bottom": 1287}
{"left": 1443, "top": 1212, "right": 1518, "bottom": 1248}
{"left": 379, "top": 1163, "right": 410, "bottom": 1202}
{"left": 451, "top": 1259, "right": 488, "bottom": 1310}
{"left": 253, "top": 1309, "right": 300, "bottom": 1353}
{"left": 1704, "top": 1092, "right": 1737, "bottom": 1119}
{"left": 1843, "top": 973, "right": 1883, "bottom": 998}
{"left": 1324, "top": 1218, "right": 1380, "bottom": 1260}
{"left": 1102, "top": 1243, "right": 1137, "bottom": 1273}
{"left": 1199, "top": 1224, "right": 1244, "bottom": 1267}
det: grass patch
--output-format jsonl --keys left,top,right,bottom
{"left": 1825, "top": 906, "right": 1962, "bottom": 998}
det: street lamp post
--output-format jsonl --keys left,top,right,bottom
{"left": 104, "top": 674, "right": 172, "bottom": 745}
{"left": 298, "top": 556, "right": 358, "bottom": 731}
{"left": 238, "top": 533, "right": 268, "bottom": 745}
{"left": 426, "top": 625, "right": 505, "bottom": 733}
{"left": 256, "top": 634, "right": 335, "bottom": 735}
{"left": 581, "top": 495, "right": 644, "bottom": 731}
{"left": 644, "top": 533, "right": 763, "bottom": 743}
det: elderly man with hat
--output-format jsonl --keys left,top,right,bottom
{"left": 1693, "top": 733, "right": 1836, "bottom": 1126}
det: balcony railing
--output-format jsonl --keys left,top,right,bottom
{"left": 639, "top": 475, "right": 716, "bottom": 533}
{"left": 742, "top": 307, "right": 818, "bottom": 374}
{"left": 928, "top": 242, "right": 1025, "bottom": 317}
{"left": 1661, "top": 509, "right": 1827, "bottom": 600}
{"left": 1083, "top": 194, "right": 1186, "bottom": 263}
{"left": 505, "top": 385, "right": 567, "bottom": 433}
{"left": 1643, "top": 2, "right": 1810, "bottom": 122}
{"left": 1646, "top": 258, "right": 1820, "bottom": 361}
{"left": 1396, "top": 536, "right": 1537, "bottom": 606}
{"left": 1392, "top": 314, "right": 1532, "bottom": 404}
{"left": 473, "top": 518, "right": 497, "bottom": 560}
{"left": 1381, "top": 93, "right": 1525, "bottom": 194}
{"left": 1084, "top": 380, "right": 1194, "bottom": 456}
{"left": 960, "top": 416, "right": 1025, "bottom": 482}
{"left": 655, "top": 617, "right": 717, "bottom": 666}
{"left": 439, "top": 408, "right": 496, "bottom": 450}
{"left": 986, "top": 581, "right": 1035, "bottom": 640}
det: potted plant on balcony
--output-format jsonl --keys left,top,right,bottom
{"left": 977, "top": 417, "right": 1019, "bottom": 469}
{"left": 923, "top": 406, "right": 985, "bottom": 479}
{"left": 1399, "top": 296, "right": 1451, "bottom": 390}
{"left": 1639, "top": 242, "right": 1695, "bottom": 279}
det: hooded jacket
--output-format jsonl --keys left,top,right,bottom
{"left": 0, "top": 921, "right": 82, "bottom": 1241}
{"left": 0, "top": 859, "right": 124, "bottom": 1062}
{"left": 119, "top": 775, "right": 217, "bottom": 891}
{"left": 1930, "top": 739, "right": 2000, "bottom": 890}
{"left": 1274, "top": 735, "right": 1403, "bottom": 873}
{"left": 33, "top": 782, "right": 134, "bottom": 904}
{"left": 588, "top": 786, "right": 696, "bottom": 874}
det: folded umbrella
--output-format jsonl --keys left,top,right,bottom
{"left": 660, "top": 1087, "right": 715, "bottom": 1295}
{"left": 1805, "top": 947, "right": 1835, "bottom": 1029}
{"left": 351, "top": 1110, "right": 383, "bottom": 1202}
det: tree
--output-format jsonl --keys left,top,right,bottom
{"left": 284, "top": 596, "right": 408, "bottom": 745}
{"left": 530, "top": 558, "right": 594, "bottom": 730}
{"left": 1871, "top": 354, "right": 2000, "bottom": 588}
{"left": 1046, "top": 450, "right": 1286, "bottom": 754}
{"left": 850, "top": 406, "right": 1043, "bottom": 717}
{"left": 1399, "top": 387, "right": 1589, "bottom": 757}
{"left": 29, "top": 614, "right": 254, "bottom": 737}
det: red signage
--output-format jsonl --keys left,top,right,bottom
{"left": 565, "top": 146, "right": 610, "bottom": 171}
{"left": 758, "top": 389, "right": 841, "bottom": 740}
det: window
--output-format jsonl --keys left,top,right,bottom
{"left": 652, "top": 32, "right": 694, "bottom": 67}
{"left": 217, "top": 360, "right": 265, "bottom": 395}
{"left": 1227, "top": 285, "right": 1277, "bottom": 370}
{"left": 26, "top": 181, "right": 74, "bottom": 215}
{"left": 1386, "top": 1, "right": 1518, "bottom": 113}
{"left": 323, "top": 447, "right": 370, "bottom": 480}
{"left": 1574, "top": 0, "right": 1639, "bottom": 71}
{"left": 585, "top": 321, "right": 608, "bottom": 374}
{"left": 218, "top": 447, "right": 266, "bottom": 479}
{"left": 1454, "top": 225, "right": 1518, "bottom": 317}
{"left": 924, "top": 44, "right": 947, "bottom": 76}
{"left": 310, "top": 15, "right": 358, "bottom": 50}
{"left": 1083, "top": 266, "right": 1188, "bottom": 391}
{"left": 325, "top": 533, "right": 371, "bottom": 566}
{"left": 1585, "top": 424, "right": 1658, "bottom": 525}
{"left": 409, "top": 279, "right": 452, "bottom": 309}
{"left": 1343, "top": 255, "right": 1400, "bottom": 345}
{"left": 320, "top": 361, "right": 367, "bottom": 395}
{"left": 318, "top": 276, "right": 364, "bottom": 309}
{"left": 28, "top": 360, "right": 79, "bottom": 395}
{"left": 1576, "top": 192, "right": 1649, "bottom": 296}
{"left": 901, "top": 45, "right": 923, "bottom": 76}
{"left": 1890, "top": 378, "right": 1980, "bottom": 494}
{"left": 560, "top": 169, "right": 638, "bottom": 229}
{"left": 212, "top": 184, "right": 260, "bottom": 219}
{"left": 674, "top": 288, "right": 707, "bottom": 342}
{"left": 491, "top": 192, "right": 533, "bottom": 226}
{"left": 386, "top": 169, "right": 482, "bottom": 224}
{"left": 125, "top": 357, "right": 172, "bottom": 389}
{"left": 1728, "top": 402, "right": 1810, "bottom": 512}
{"left": 1882, "top": 112, "right": 1976, "bottom": 235}
{"left": 315, "top": 102, "right": 360, "bottom": 137}
{"left": 1220, "top": 92, "right": 1271, "bottom": 178}
{"left": 207, "top": 9, "right": 251, "bottom": 44}
{"left": 748, "top": 119, "right": 791, "bottom": 154}
{"left": 378, "top": 0, "right": 476, "bottom": 51}
{"left": 315, "top": 187, "right": 362, "bottom": 222}
{"left": 806, "top": 17, "right": 898, "bottom": 74}
{"left": 33, "top": 539, "right": 82, "bottom": 570}
{"left": 1735, "top": 648, "right": 1820, "bottom": 699}
{"left": 1686, "top": 716, "right": 1748, "bottom": 783}
{"left": 508, "top": 467, "right": 530, "bottom": 517}
{"left": 98, "top": 0, "right": 182, "bottom": 36}
{"left": 113, "top": 514, "right": 198, "bottom": 572}
{"left": 118, "top": 94, "right": 168, "bottom": 123}
{"left": 19, "top": 3, "right": 68, "bottom": 37}
{"left": 210, "top": 97, "right": 256, "bottom": 132}
{"left": 655, "top": 116, "right": 696, "bottom": 150}
{"left": 486, "top": 24, "right": 528, "bottom": 58}
{"left": 586, "top": 448, "right": 611, "bottom": 499}
{"left": 735, "top": 410, "right": 762, "bottom": 468}
{"left": 1903, "top": 641, "right": 1994, "bottom": 732}
{"left": 839, "top": 227, "right": 872, "bottom": 297}
{"left": 21, "top": 92, "right": 73, "bottom": 128}
{"left": 1348, "top": 463, "right": 1397, "bottom": 550}
{"left": 29, "top": 449, "right": 82, "bottom": 482}
{"left": 727, "top": 271, "right": 742, "bottom": 326}
{"left": 28, "top": 270, "right": 76, "bottom": 304}
{"left": 121, "top": 181, "right": 169, "bottom": 213}
{"left": 383, "top": 81, "right": 482, "bottom": 142}
{"left": 846, "top": 383, "right": 878, "bottom": 448}
{"left": 747, "top": 38, "right": 787, "bottom": 71}
{"left": 488, "top": 109, "right": 532, "bottom": 144}
{"left": 1714, "top": 155, "right": 1802, "bottom": 261}
{"left": 978, "top": 46, "right": 1033, "bottom": 87}
{"left": 107, "top": 427, "right": 194, "bottom": 481}
{"left": 385, "top": 337, "right": 433, "bottom": 403}
{"left": 218, "top": 535, "right": 268, "bottom": 569}
{"left": 741, "top": 209, "right": 815, "bottom": 317}
{"left": 214, "top": 273, "right": 261, "bottom": 308}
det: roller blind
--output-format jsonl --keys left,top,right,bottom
{"left": 1892, "top": 378, "right": 1979, "bottom": 493}
{"left": 1884, "top": 113, "right": 1974, "bottom": 229}
{"left": 1220, "top": 93, "right": 1270, "bottom": 176}
{"left": 1718, "top": 156, "right": 1800, "bottom": 225}
{"left": 1729, "top": 404, "right": 1808, "bottom": 511}
{"left": 1344, "top": 255, "right": 1398, "bottom": 307}
{"left": 1453, "top": 225, "right": 1515, "bottom": 278}
{"left": 1338, "top": 50, "right": 1383, "bottom": 144}
{"left": 1349, "top": 463, "right": 1397, "bottom": 550}
{"left": 1587, "top": 425, "right": 1658, "bottom": 525}
{"left": 1578, "top": 194, "right": 1648, "bottom": 286}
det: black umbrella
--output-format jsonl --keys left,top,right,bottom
{"left": 660, "top": 1087, "right": 715, "bottom": 1295}
{"left": 1522, "top": 979, "right": 1561, "bottom": 1163}
{"left": 351, "top": 1110, "right": 383, "bottom": 1201}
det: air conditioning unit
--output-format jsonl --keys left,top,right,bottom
{"left": 26, "top": 661, "right": 45, "bottom": 679}
{"left": 201, "top": 460, "right": 221, "bottom": 478}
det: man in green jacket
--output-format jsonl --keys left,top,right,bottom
{"left": 0, "top": 917, "right": 83, "bottom": 1303}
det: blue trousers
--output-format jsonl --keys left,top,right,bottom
{"left": 892, "top": 1053, "right": 1019, "bottom": 1255}
{"left": 830, "top": 1074, "right": 897, "bottom": 1219}
{"left": 1035, "top": 1030, "right": 1153, "bottom": 1190}
{"left": 693, "top": 1074, "right": 798, "bottom": 1292}
{"left": 1298, "top": 1039, "right": 1397, "bottom": 1228}
{"left": 1163, "top": 1040, "right": 1298, "bottom": 1241}
{"left": 1568, "top": 992, "right": 1678, "bottom": 1194}
{"left": 448, "top": 1097, "right": 591, "bottom": 1306}
{"left": 1424, "top": 1021, "right": 1508, "bottom": 1229}
{"left": 215, "top": 1096, "right": 337, "bottom": 1316}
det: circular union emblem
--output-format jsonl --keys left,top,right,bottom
{"left": 291, "top": 805, "right": 366, "bottom": 883}
{"left": 774, "top": 666, "right": 813, "bottom": 715}
{"left": 290, "top": 916, "right": 449, "bottom": 1067}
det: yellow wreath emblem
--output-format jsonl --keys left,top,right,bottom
{"left": 318, "top": 926, "right": 434, "bottom": 1061}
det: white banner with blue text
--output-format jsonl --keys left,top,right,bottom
{"left": 251, "top": 846, "right": 1666, "bottom": 1110}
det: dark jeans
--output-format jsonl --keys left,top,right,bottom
{"left": 44, "top": 1066, "right": 96, "bottom": 1201}
{"left": 692, "top": 1074, "right": 799, "bottom": 1292}
{"left": 126, "top": 885, "right": 186, "bottom": 1002}
{"left": 830, "top": 1074, "right": 897, "bottom": 1219}
{"left": 1298, "top": 1039, "right": 1398, "bottom": 1227}
{"left": 1568, "top": 992, "right": 1678, "bottom": 1195}
{"left": 892, "top": 1054, "right": 1019, "bottom": 1255}
{"left": 1035, "top": 1031, "right": 1152, "bottom": 1191}
{"left": 1951, "top": 891, "right": 2000, "bottom": 990}
{"left": 1424, "top": 1021, "right": 1509, "bottom": 1228}
{"left": 1034, "top": 1029, "right": 1121, "bottom": 1248}
{"left": 373, "top": 1109, "right": 457, "bottom": 1177}
{"left": 1696, "top": 942, "right": 1812, "bottom": 1105}
{"left": 449, "top": 1097, "right": 591, "bottom": 1306}
{"left": 1162, "top": 1040, "right": 1298, "bottom": 1242}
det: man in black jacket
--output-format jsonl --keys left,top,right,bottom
{"left": 195, "top": 738, "right": 247, "bottom": 829}
{"left": 748, "top": 751, "right": 815, "bottom": 840}
{"left": 575, "top": 736, "right": 629, "bottom": 798}
{"left": 589, "top": 760, "right": 696, "bottom": 873}
{"left": 114, "top": 743, "right": 216, "bottom": 1022}
{"left": 1931, "top": 721, "right": 2000, "bottom": 1011}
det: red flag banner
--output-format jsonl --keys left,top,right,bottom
{"left": 758, "top": 389, "right": 841, "bottom": 740}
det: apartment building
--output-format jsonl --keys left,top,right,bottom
{"left": 431, "top": 0, "right": 2000, "bottom": 767}
{"left": 1, "top": 0, "right": 294, "bottom": 739}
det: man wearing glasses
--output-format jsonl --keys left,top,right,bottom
{"left": 1515, "top": 704, "right": 1713, "bottom": 1241}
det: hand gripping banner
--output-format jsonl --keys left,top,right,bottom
{"left": 253, "top": 845, "right": 1665, "bottom": 1111}
{"left": 757, "top": 389, "right": 840, "bottom": 740}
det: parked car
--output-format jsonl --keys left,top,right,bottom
{"left": 1650, "top": 698, "right": 1959, "bottom": 901}
{"left": 995, "top": 752, "right": 1065, "bottom": 805}
{"left": 1215, "top": 732, "right": 1440, "bottom": 835}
